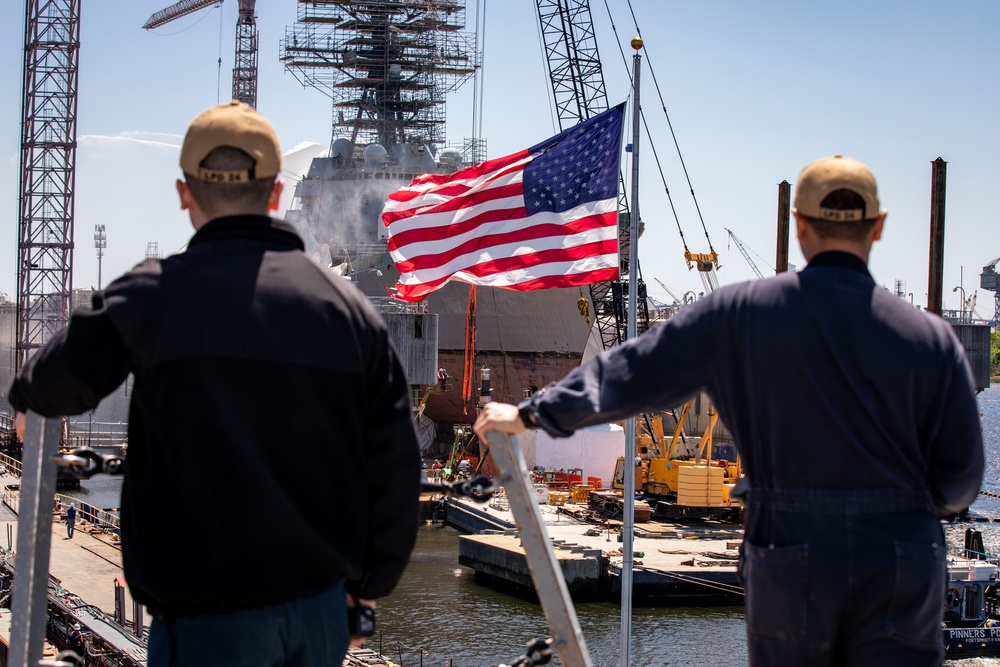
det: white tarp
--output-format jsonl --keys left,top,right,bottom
{"left": 516, "top": 422, "right": 625, "bottom": 485}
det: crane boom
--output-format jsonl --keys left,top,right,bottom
{"left": 653, "top": 277, "right": 684, "bottom": 304}
{"left": 142, "top": 0, "right": 220, "bottom": 30}
{"left": 725, "top": 228, "right": 764, "bottom": 280}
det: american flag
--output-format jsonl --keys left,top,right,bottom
{"left": 381, "top": 103, "right": 626, "bottom": 302}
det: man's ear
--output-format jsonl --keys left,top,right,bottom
{"left": 176, "top": 179, "right": 194, "bottom": 211}
{"left": 871, "top": 210, "right": 887, "bottom": 242}
{"left": 793, "top": 209, "right": 807, "bottom": 240}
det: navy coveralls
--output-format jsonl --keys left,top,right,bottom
{"left": 526, "top": 251, "right": 984, "bottom": 666}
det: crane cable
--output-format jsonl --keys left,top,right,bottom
{"left": 216, "top": 3, "right": 225, "bottom": 104}
{"left": 600, "top": 0, "right": 689, "bottom": 256}
{"left": 624, "top": 0, "right": 717, "bottom": 257}
{"left": 599, "top": 0, "right": 718, "bottom": 259}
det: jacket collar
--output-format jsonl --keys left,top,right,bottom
{"left": 188, "top": 214, "right": 305, "bottom": 251}
{"left": 804, "top": 250, "right": 872, "bottom": 279}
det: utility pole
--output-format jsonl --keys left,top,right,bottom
{"left": 927, "top": 158, "right": 947, "bottom": 315}
{"left": 94, "top": 224, "right": 106, "bottom": 290}
{"left": 621, "top": 35, "right": 643, "bottom": 667}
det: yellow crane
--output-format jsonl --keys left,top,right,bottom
{"left": 609, "top": 407, "right": 742, "bottom": 522}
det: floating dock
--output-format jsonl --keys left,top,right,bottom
{"left": 446, "top": 494, "right": 744, "bottom": 606}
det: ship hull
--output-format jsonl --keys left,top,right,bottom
{"left": 351, "top": 259, "right": 594, "bottom": 425}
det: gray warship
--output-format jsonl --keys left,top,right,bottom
{"left": 279, "top": 0, "right": 595, "bottom": 432}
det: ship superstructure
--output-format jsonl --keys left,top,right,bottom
{"left": 279, "top": 1, "right": 597, "bottom": 432}
{"left": 281, "top": 0, "right": 478, "bottom": 158}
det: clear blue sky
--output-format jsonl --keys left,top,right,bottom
{"left": 1, "top": 1, "right": 998, "bottom": 318}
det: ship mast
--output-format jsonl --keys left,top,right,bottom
{"left": 280, "top": 0, "right": 477, "bottom": 156}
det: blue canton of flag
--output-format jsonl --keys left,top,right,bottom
{"left": 524, "top": 105, "right": 624, "bottom": 215}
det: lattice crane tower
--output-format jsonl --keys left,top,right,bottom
{"left": 535, "top": 0, "right": 646, "bottom": 350}
{"left": 232, "top": 0, "right": 258, "bottom": 107}
{"left": 143, "top": 0, "right": 259, "bottom": 108}
{"left": 16, "top": 0, "right": 81, "bottom": 370}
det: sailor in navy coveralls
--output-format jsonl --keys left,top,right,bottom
{"left": 475, "top": 155, "right": 984, "bottom": 666}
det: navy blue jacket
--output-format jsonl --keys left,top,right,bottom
{"left": 526, "top": 251, "right": 983, "bottom": 518}
{"left": 9, "top": 215, "right": 421, "bottom": 616}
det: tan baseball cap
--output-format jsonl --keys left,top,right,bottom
{"left": 180, "top": 101, "right": 281, "bottom": 183}
{"left": 794, "top": 155, "right": 880, "bottom": 222}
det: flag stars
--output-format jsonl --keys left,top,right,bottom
{"left": 523, "top": 105, "right": 622, "bottom": 215}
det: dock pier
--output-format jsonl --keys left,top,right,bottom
{"left": 0, "top": 471, "right": 401, "bottom": 665}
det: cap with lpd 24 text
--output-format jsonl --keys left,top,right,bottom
{"left": 180, "top": 101, "right": 282, "bottom": 184}
{"left": 794, "top": 154, "right": 881, "bottom": 222}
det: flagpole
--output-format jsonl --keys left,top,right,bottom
{"left": 621, "top": 35, "right": 642, "bottom": 667}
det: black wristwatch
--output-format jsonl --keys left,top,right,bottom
{"left": 517, "top": 398, "right": 538, "bottom": 429}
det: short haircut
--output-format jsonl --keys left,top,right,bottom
{"left": 800, "top": 189, "right": 877, "bottom": 241}
{"left": 184, "top": 147, "right": 275, "bottom": 219}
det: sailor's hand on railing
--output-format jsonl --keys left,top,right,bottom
{"left": 54, "top": 448, "right": 124, "bottom": 479}
{"left": 473, "top": 403, "right": 524, "bottom": 444}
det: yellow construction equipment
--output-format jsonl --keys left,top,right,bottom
{"left": 608, "top": 401, "right": 742, "bottom": 522}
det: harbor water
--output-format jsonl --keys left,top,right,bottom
{"left": 66, "top": 385, "right": 1000, "bottom": 666}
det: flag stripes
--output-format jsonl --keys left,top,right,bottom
{"left": 381, "top": 103, "right": 625, "bottom": 302}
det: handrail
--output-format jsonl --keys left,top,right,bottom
{"left": 487, "top": 432, "right": 593, "bottom": 667}
{"left": 9, "top": 411, "right": 61, "bottom": 667}
{"left": 8, "top": 412, "right": 125, "bottom": 666}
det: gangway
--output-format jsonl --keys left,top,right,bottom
{"left": 421, "top": 431, "right": 595, "bottom": 666}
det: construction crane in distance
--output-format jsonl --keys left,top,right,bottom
{"left": 143, "top": 0, "right": 259, "bottom": 108}
{"left": 653, "top": 277, "right": 686, "bottom": 305}
{"left": 725, "top": 228, "right": 768, "bottom": 280}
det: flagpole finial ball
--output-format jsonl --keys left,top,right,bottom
{"left": 630, "top": 36, "right": 643, "bottom": 51}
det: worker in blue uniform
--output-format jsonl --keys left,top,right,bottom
{"left": 474, "top": 155, "right": 984, "bottom": 666}
{"left": 66, "top": 502, "right": 76, "bottom": 539}
{"left": 10, "top": 102, "right": 421, "bottom": 667}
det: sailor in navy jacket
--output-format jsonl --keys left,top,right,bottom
{"left": 10, "top": 104, "right": 421, "bottom": 663}
{"left": 10, "top": 214, "right": 422, "bottom": 619}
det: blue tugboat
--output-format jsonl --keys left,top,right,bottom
{"left": 943, "top": 529, "right": 1000, "bottom": 656}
